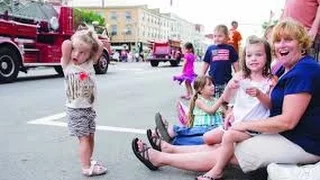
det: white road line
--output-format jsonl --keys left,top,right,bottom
{"left": 28, "top": 112, "right": 66, "bottom": 124}
{"left": 116, "top": 68, "right": 145, "bottom": 71}
{"left": 27, "top": 113, "right": 146, "bottom": 134}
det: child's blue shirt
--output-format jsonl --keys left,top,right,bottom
{"left": 203, "top": 44, "right": 238, "bottom": 85}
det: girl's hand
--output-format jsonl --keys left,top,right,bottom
{"left": 228, "top": 78, "right": 241, "bottom": 89}
{"left": 227, "top": 72, "right": 243, "bottom": 89}
{"left": 245, "top": 87, "right": 261, "bottom": 97}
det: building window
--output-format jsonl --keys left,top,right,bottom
{"left": 110, "top": 11, "right": 117, "bottom": 20}
{"left": 124, "top": 11, "right": 132, "bottom": 20}
{"left": 111, "top": 25, "right": 117, "bottom": 36}
{"left": 124, "top": 24, "right": 132, "bottom": 35}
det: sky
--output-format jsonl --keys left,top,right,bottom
{"left": 70, "top": 0, "right": 286, "bottom": 38}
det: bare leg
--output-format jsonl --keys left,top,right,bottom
{"left": 166, "top": 124, "right": 176, "bottom": 138}
{"left": 203, "top": 128, "right": 224, "bottom": 145}
{"left": 136, "top": 139, "right": 239, "bottom": 172}
{"left": 79, "top": 136, "right": 91, "bottom": 169}
{"left": 89, "top": 134, "right": 94, "bottom": 160}
{"left": 200, "top": 130, "right": 250, "bottom": 179}
{"left": 185, "top": 81, "right": 193, "bottom": 97}
{"left": 151, "top": 129, "right": 219, "bottom": 153}
{"left": 162, "top": 141, "right": 220, "bottom": 153}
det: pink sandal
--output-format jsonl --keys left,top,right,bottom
{"left": 180, "top": 95, "right": 191, "bottom": 100}
{"left": 82, "top": 160, "right": 107, "bottom": 176}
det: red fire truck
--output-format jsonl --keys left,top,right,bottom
{"left": 147, "top": 39, "right": 182, "bottom": 67}
{"left": 0, "top": 1, "right": 111, "bottom": 83}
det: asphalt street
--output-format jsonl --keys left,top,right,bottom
{"left": 0, "top": 61, "right": 205, "bottom": 180}
{"left": 0, "top": 61, "right": 251, "bottom": 180}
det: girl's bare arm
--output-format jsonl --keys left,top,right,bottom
{"left": 201, "top": 62, "right": 210, "bottom": 76}
{"left": 223, "top": 72, "right": 242, "bottom": 102}
{"left": 61, "top": 40, "right": 72, "bottom": 69}
{"left": 196, "top": 96, "right": 224, "bottom": 114}
{"left": 232, "top": 61, "right": 240, "bottom": 72}
{"left": 92, "top": 39, "right": 104, "bottom": 64}
{"left": 181, "top": 56, "right": 187, "bottom": 72}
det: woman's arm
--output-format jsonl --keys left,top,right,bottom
{"left": 195, "top": 96, "right": 224, "bottom": 114}
{"left": 61, "top": 40, "right": 72, "bottom": 69}
{"left": 309, "top": 3, "right": 320, "bottom": 41}
{"left": 232, "top": 93, "right": 312, "bottom": 133}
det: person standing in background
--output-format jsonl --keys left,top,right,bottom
{"left": 282, "top": 0, "right": 320, "bottom": 60}
{"left": 228, "top": 21, "right": 243, "bottom": 54}
{"left": 201, "top": 24, "right": 239, "bottom": 99}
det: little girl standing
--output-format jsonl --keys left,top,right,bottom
{"left": 173, "top": 42, "right": 197, "bottom": 100}
{"left": 61, "top": 30, "right": 106, "bottom": 176}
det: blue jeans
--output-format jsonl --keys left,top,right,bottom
{"left": 171, "top": 125, "right": 217, "bottom": 145}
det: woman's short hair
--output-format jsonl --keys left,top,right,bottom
{"left": 272, "top": 19, "right": 312, "bottom": 52}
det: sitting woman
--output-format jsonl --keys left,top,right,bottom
{"left": 147, "top": 75, "right": 224, "bottom": 149}
{"left": 131, "top": 19, "right": 320, "bottom": 179}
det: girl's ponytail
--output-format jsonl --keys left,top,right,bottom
{"left": 187, "top": 91, "right": 198, "bottom": 127}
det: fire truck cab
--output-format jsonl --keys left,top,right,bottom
{"left": 0, "top": 1, "right": 111, "bottom": 83}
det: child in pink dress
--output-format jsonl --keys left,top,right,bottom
{"left": 173, "top": 42, "right": 197, "bottom": 100}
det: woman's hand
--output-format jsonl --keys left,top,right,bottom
{"left": 223, "top": 112, "right": 234, "bottom": 130}
{"left": 230, "top": 122, "right": 248, "bottom": 132}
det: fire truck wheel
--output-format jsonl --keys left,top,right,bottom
{"left": 150, "top": 61, "right": 159, "bottom": 67}
{"left": 169, "top": 60, "right": 179, "bottom": 67}
{"left": 94, "top": 51, "right": 109, "bottom": 74}
{"left": 54, "top": 66, "right": 64, "bottom": 77}
{"left": 0, "top": 47, "right": 20, "bottom": 83}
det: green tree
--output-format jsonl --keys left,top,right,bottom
{"left": 262, "top": 19, "right": 279, "bottom": 30}
{"left": 73, "top": 8, "right": 105, "bottom": 27}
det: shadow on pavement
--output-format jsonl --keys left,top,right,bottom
{"left": 16, "top": 74, "right": 62, "bottom": 82}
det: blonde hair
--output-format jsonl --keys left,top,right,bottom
{"left": 240, "top": 35, "right": 272, "bottom": 79}
{"left": 264, "top": 24, "right": 275, "bottom": 40}
{"left": 214, "top": 24, "right": 229, "bottom": 37}
{"left": 77, "top": 22, "right": 89, "bottom": 31}
{"left": 272, "top": 19, "right": 312, "bottom": 54}
{"left": 71, "top": 30, "right": 100, "bottom": 59}
{"left": 187, "top": 75, "right": 213, "bottom": 127}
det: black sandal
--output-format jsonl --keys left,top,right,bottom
{"left": 154, "top": 112, "right": 172, "bottom": 143}
{"left": 131, "top": 138, "right": 158, "bottom": 171}
{"left": 146, "top": 129, "right": 162, "bottom": 151}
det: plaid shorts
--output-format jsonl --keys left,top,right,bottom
{"left": 310, "top": 35, "right": 320, "bottom": 61}
{"left": 66, "top": 107, "right": 96, "bottom": 137}
{"left": 214, "top": 84, "right": 227, "bottom": 98}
